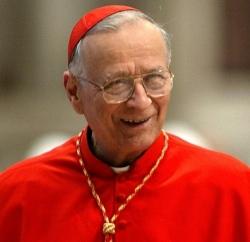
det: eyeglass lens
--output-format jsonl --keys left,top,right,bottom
{"left": 102, "top": 70, "right": 173, "bottom": 104}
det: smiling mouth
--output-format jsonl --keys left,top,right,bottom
{"left": 121, "top": 117, "right": 151, "bottom": 127}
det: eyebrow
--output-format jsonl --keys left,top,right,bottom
{"left": 105, "top": 66, "right": 166, "bottom": 80}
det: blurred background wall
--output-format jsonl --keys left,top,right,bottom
{"left": 0, "top": 0, "right": 249, "bottom": 171}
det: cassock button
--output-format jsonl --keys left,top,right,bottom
{"left": 116, "top": 220, "right": 128, "bottom": 230}
{"left": 116, "top": 193, "right": 126, "bottom": 203}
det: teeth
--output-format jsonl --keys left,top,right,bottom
{"left": 123, "top": 118, "right": 149, "bottom": 123}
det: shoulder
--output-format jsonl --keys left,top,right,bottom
{"left": 167, "top": 133, "right": 248, "bottom": 168}
{"left": 166, "top": 133, "right": 249, "bottom": 188}
{"left": 0, "top": 135, "right": 86, "bottom": 234}
{"left": 0, "top": 135, "right": 78, "bottom": 188}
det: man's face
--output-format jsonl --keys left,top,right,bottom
{"left": 76, "top": 20, "right": 171, "bottom": 164}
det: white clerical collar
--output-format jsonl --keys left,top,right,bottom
{"left": 111, "top": 165, "right": 130, "bottom": 174}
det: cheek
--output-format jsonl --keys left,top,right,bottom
{"left": 82, "top": 94, "right": 118, "bottom": 128}
{"left": 156, "top": 95, "right": 170, "bottom": 114}
{"left": 80, "top": 88, "right": 102, "bottom": 113}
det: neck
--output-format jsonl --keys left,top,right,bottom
{"left": 88, "top": 130, "right": 141, "bottom": 167}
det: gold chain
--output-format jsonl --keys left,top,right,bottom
{"left": 76, "top": 130, "right": 168, "bottom": 242}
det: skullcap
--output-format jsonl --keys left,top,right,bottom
{"left": 68, "top": 5, "right": 137, "bottom": 63}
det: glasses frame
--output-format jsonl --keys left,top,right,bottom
{"left": 77, "top": 68, "right": 174, "bottom": 104}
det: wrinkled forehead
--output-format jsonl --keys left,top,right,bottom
{"left": 81, "top": 21, "right": 168, "bottom": 79}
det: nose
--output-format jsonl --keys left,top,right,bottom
{"left": 126, "top": 80, "right": 152, "bottom": 109}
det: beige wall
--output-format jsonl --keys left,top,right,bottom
{"left": 0, "top": 0, "right": 249, "bottom": 170}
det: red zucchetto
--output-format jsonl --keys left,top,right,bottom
{"left": 68, "top": 5, "right": 137, "bottom": 64}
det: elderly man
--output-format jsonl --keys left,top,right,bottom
{"left": 0, "top": 5, "right": 249, "bottom": 242}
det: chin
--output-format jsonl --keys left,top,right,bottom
{"left": 122, "top": 131, "right": 158, "bottom": 152}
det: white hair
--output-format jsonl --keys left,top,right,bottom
{"left": 68, "top": 10, "right": 172, "bottom": 79}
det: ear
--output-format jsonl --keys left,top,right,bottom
{"left": 63, "top": 70, "right": 84, "bottom": 114}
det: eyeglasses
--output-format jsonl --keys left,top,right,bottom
{"left": 78, "top": 69, "right": 174, "bottom": 104}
